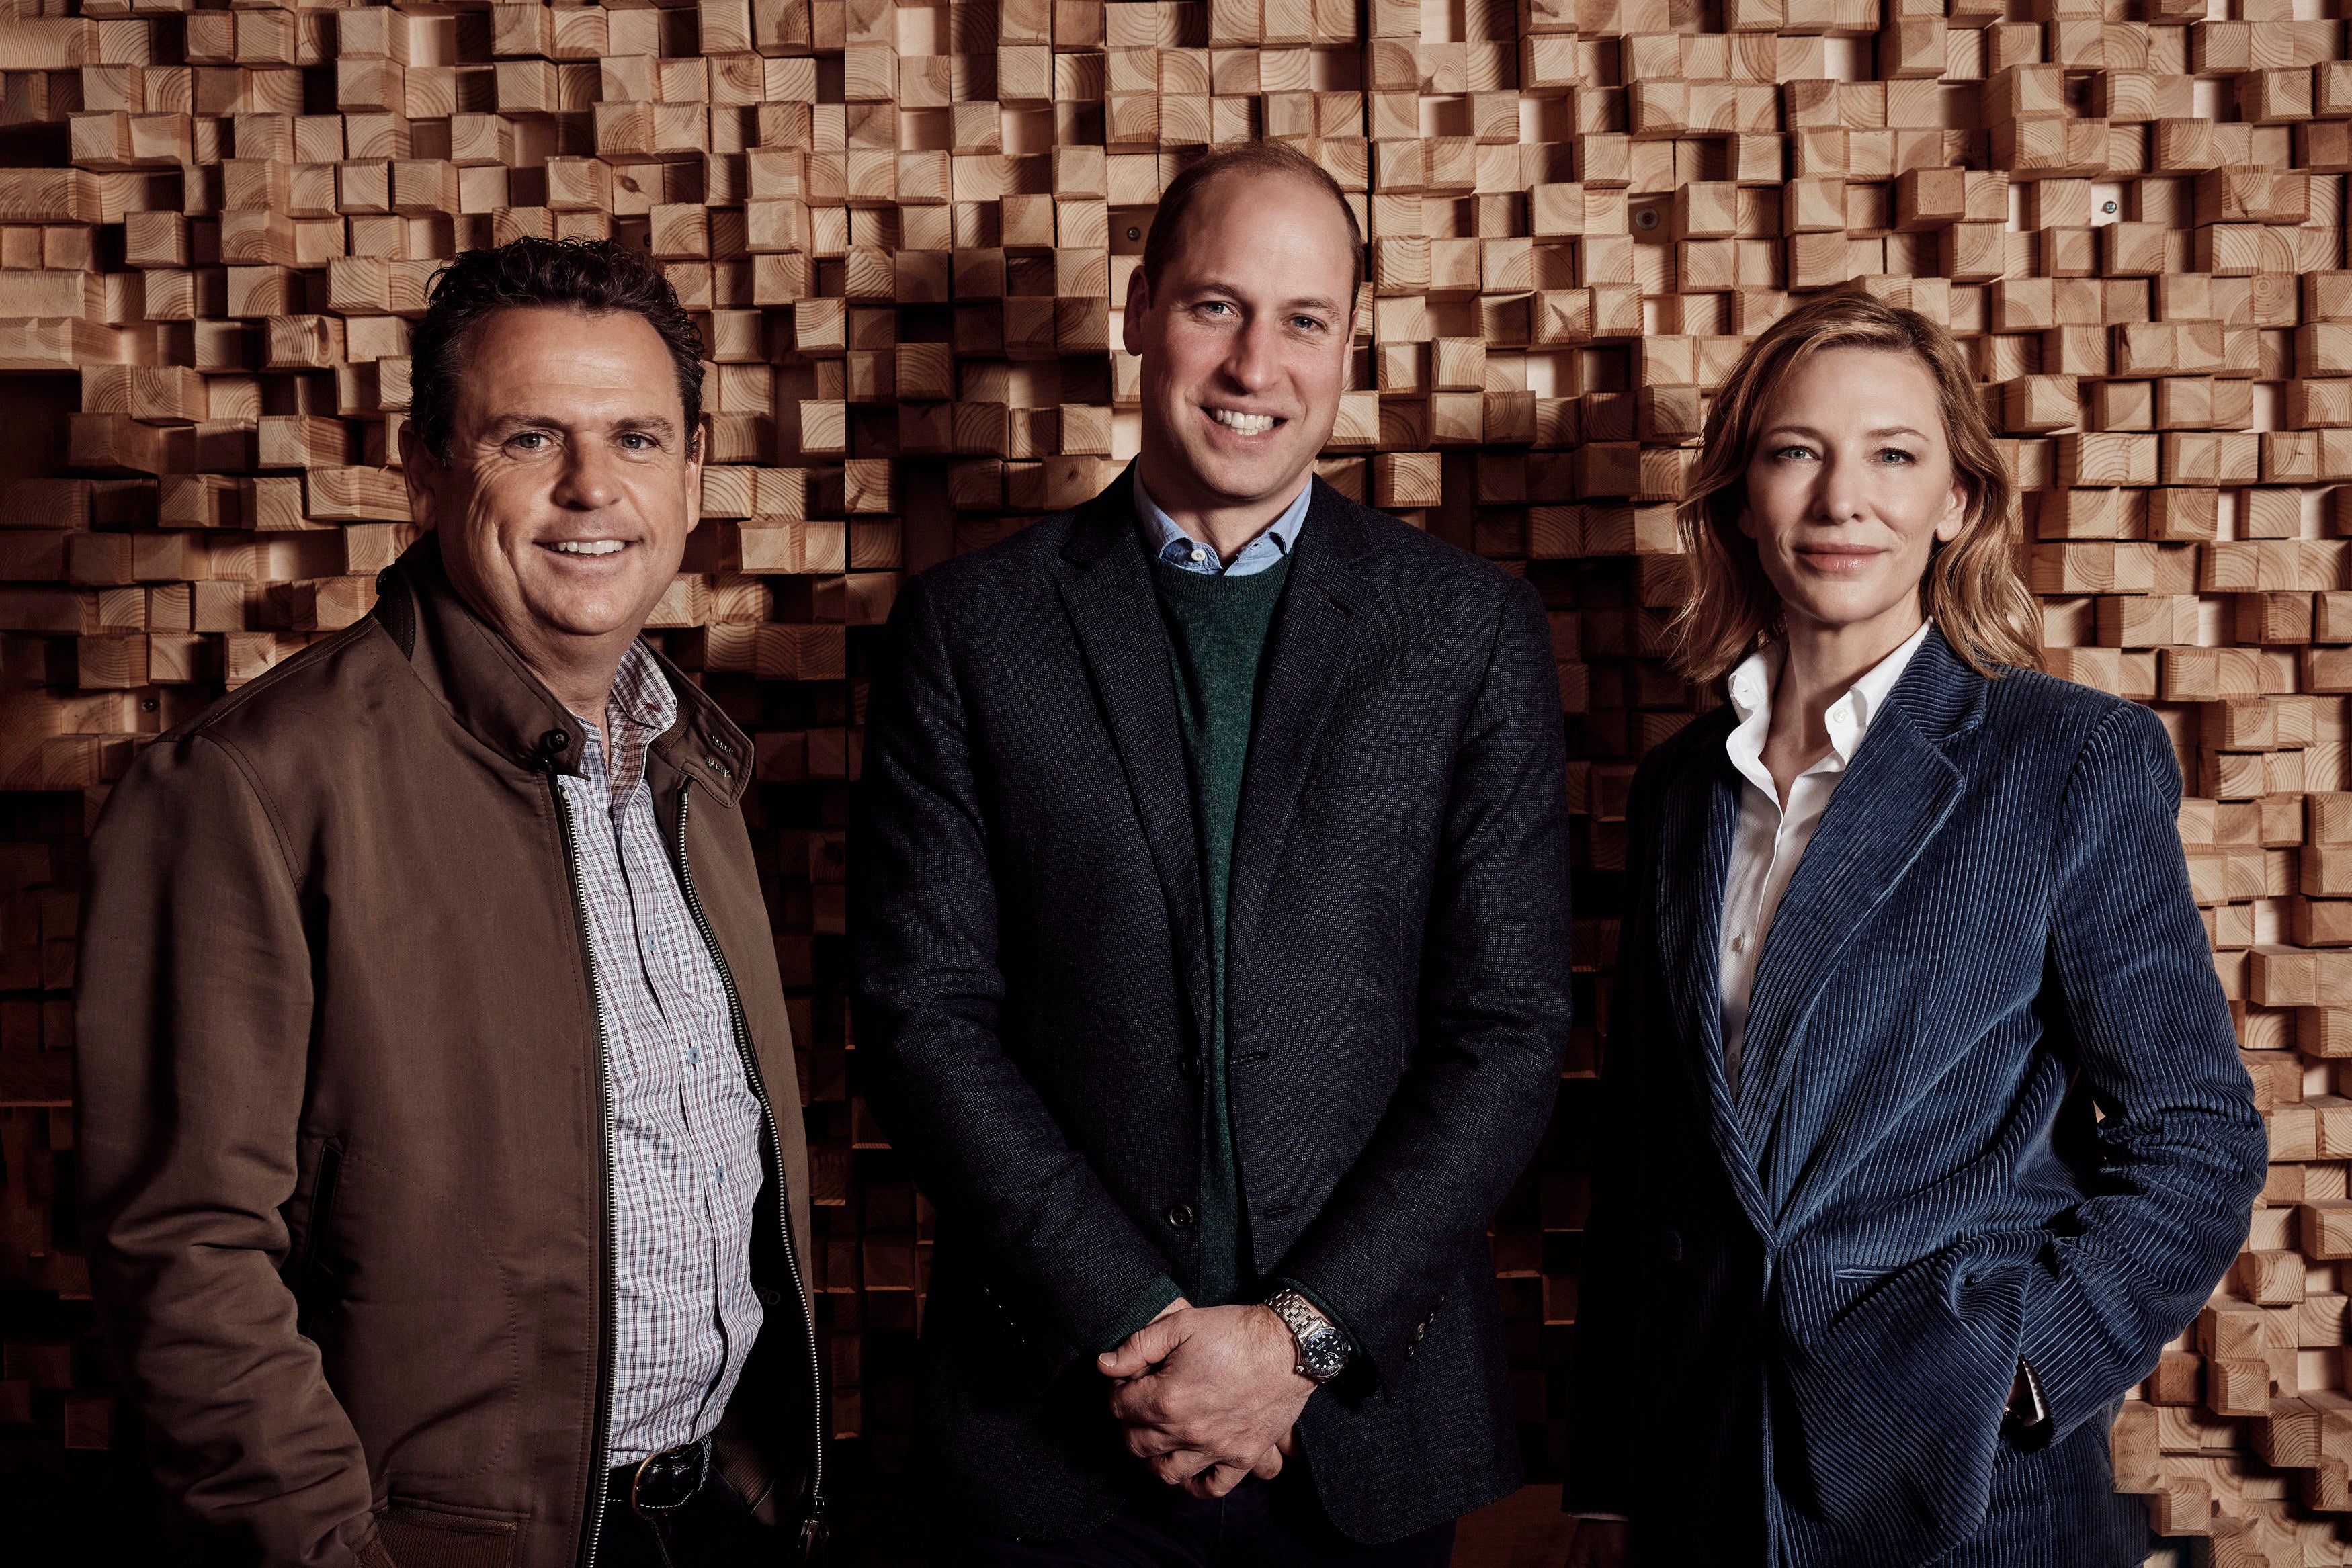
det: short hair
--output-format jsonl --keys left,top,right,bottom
{"left": 408, "top": 238, "right": 706, "bottom": 465}
{"left": 1142, "top": 143, "right": 1364, "bottom": 305}
{"left": 1669, "top": 289, "right": 2038, "bottom": 684}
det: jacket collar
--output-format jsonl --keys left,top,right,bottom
{"left": 1876, "top": 620, "right": 1992, "bottom": 748}
{"left": 374, "top": 534, "right": 751, "bottom": 807}
{"left": 1054, "top": 462, "right": 1379, "bottom": 1061}
{"left": 1730, "top": 625, "right": 1986, "bottom": 1217}
{"left": 1644, "top": 625, "right": 1991, "bottom": 1237}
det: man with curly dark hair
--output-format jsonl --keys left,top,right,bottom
{"left": 76, "top": 238, "right": 824, "bottom": 1568}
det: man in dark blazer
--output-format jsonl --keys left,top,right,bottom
{"left": 849, "top": 143, "right": 1575, "bottom": 1563}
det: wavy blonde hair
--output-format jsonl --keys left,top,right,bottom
{"left": 1669, "top": 290, "right": 2038, "bottom": 685}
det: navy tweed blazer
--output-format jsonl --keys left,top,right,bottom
{"left": 1567, "top": 625, "right": 2267, "bottom": 1567}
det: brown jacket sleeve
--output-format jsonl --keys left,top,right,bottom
{"left": 76, "top": 732, "right": 382, "bottom": 1567}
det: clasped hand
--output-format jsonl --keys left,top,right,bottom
{"left": 1097, "top": 1297, "right": 1314, "bottom": 1500}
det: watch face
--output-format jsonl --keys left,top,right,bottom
{"left": 1303, "top": 1327, "right": 1347, "bottom": 1379}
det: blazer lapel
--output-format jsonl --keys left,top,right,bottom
{"left": 1219, "top": 483, "right": 1376, "bottom": 968}
{"left": 1733, "top": 632, "right": 1981, "bottom": 1192}
{"left": 1646, "top": 720, "right": 1775, "bottom": 1239}
{"left": 1056, "top": 470, "right": 1214, "bottom": 1058}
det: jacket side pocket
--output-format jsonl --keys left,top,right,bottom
{"left": 378, "top": 1499, "right": 521, "bottom": 1568}
{"left": 291, "top": 1139, "right": 345, "bottom": 1337}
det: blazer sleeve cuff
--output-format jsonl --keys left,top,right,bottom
{"left": 2015, "top": 1261, "right": 2124, "bottom": 1440}
{"left": 1266, "top": 1275, "right": 1357, "bottom": 1356}
{"left": 1097, "top": 1273, "right": 1183, "bottom": 1356}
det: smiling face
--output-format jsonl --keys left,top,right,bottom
{"left": 401, "top": 306, "right": 701, "bottom": 703}
{"left": 1122, "top": 169, "right": 1357, "bottom": 524}
{"left": 1738, "top": 345, "right": 1970, "bottom": 649}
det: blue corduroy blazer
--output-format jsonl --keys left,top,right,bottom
{"left": 1567, "top": 625, "right": 2268, "bottom": 1567}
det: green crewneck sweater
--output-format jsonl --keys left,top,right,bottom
{"left": 1149, "top": 551, "right": 1293, "bottom": 1309}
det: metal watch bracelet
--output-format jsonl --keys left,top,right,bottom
{"left": 1265, "top": 1287, "right": 1349, "bottom": 1383}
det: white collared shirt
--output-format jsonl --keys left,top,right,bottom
{"left": 1718, "top": 619, "right": 1933, "bottom": 1096}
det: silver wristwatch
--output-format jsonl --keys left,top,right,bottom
{"left": 1265, "top": 1288, "right": 1350, "bottom": 1384}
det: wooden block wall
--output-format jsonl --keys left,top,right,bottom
{"left": 6, "top": 0, "right": 2352, "bottom": 1555}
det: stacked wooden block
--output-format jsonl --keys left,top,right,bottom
{"left": 11, "top": 0, "right": 2352, "bottom": 1554}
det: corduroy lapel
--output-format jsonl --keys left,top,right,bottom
{"left": 1225, "top": 481, "right": 1377, "bottom": 965}
{"left": 1646, "top": 710, "right": 1774, "bottom": 1237}
{"left": 1733, "top": 627, "right": 1984, "bottom": 1193}
{"left": 1056, "top": 468, "right": 1214, "bottom": 1063}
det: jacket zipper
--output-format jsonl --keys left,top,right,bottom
{"left": 673, "top": 783, "right": 829, "bottom": 1557}
{"left": 552, "top": 775, "right": 622, "bottom": 1568}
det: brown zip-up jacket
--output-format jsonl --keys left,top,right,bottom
{"left": 75, "top": 537, "right": 821, "bottom": 1568}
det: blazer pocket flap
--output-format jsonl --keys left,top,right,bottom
{"left": 1777, "top": 1237, "right": 2040, "bottom": 1563}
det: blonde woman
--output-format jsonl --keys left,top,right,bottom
{"left": 1562, "top": 292, "right": 2265, "bottom": 1568}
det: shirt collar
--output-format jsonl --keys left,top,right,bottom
{"left": 1134, "top": 472, "right": 1313, "bottom": 574}
{"left": 603, "top": 639, "right": 678, "bottom": 740}
{"left": 1726, "top": 618, "right": 1935, "bottom": 781}
{"left": 569, "top": 640, "right": 677, "bottom": 808}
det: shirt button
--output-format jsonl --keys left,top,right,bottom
{"left": 1731, "top": 934, "right": 1745, "bottom": 953}
{"left": 1188, "top": 547, "right": 1205, "bottom": 563}
{"left": 1165, "top": 1203, "right": 1196, "bottom": 1229}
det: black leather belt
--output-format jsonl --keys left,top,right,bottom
{"left": 612, "top": 1435, "right": 713, "bottom": 1518}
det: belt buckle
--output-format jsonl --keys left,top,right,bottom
{"left": 629, "top": 1438, "right": 710, "bottom": 1519}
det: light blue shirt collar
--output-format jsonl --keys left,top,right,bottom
{"left": 1134, "top": 471, "right": 1312, "bottom": 577}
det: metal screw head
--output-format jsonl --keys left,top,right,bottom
{"left": 1634, "top": 207, "right": 1659, "bottom": 231}
{"left": 1126, "top": 225, "right": 1141, "bottom": 241}
{"left": 2102, "top": 199, "right": 2118, "bottom": 214}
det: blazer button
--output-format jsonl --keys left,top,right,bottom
{"left": 1165, "top": 1204, "right": 1195, "bottom": 1229}
{"left": 1661, "top": 1230, "right": 1683, "bottom": 1264}
{"left": 1179, "top": 1055, "right": 1201, "bottom": 1080}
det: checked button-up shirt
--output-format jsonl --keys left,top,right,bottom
{"left": 556, "top": 641, "right": 767, "bottom": 1467}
